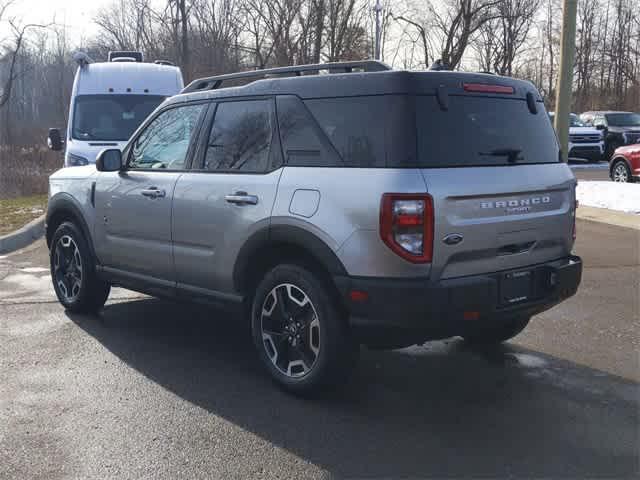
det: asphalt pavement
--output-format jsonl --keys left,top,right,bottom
{"left": 0, "top": 218, "right": 638, "bottom": 479}
{"left": 571, "top": 163, "right": 611, "bottom": 182}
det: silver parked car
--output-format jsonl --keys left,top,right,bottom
{"left": 46, "top": 61, "right": 582, "bottom": 394}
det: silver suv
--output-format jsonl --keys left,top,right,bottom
{"left": 46, "top": 61, "right": 582, "bottom": 394}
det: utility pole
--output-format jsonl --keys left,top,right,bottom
{"left": 374, "top": 0, "right": 382, "bottom": 60}
{"left": 554, "top": 0, "right": 578, "bottom": 163}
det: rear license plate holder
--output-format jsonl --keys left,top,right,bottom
{"left": 500, "top": 270, "right": 533, "bottom": 306}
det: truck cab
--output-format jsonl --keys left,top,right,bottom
{"left": 47, "top": 51, "right": 183, "bottom": 167}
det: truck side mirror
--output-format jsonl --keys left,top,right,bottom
{"left": 96, "top": 149, "right": 123, "bottom": 172}
{"left": 47, "top": 128, "right": 63, "bottom": 151}
{"left": 595, "top": 124, "right": 606, "bottom": 131}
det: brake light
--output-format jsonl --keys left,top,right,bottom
{"left": 380, "top": 194, "right": 434, "bottom": 263}
{"left": 463, "top": 83, "right": 514, "bottom": 94}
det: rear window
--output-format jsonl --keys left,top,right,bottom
{"left": 416, "top": 95, "right": 559, "bottom": 167}
{"left": 295, "top": 94, "right": 559, "bottom": 168}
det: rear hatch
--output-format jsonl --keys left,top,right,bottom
{"left": 414, "top": 88, "right": 576, "bottom": 281}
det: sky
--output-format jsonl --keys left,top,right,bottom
{"left": 0, "top": 0, "right": 111, "bottom": 40}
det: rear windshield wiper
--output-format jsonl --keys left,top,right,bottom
{"left": 479, "top": 148, "right": 523, "bottom": 164}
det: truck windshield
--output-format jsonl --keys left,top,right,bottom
{"left": 605, "top": 113, "right": 640, "bottom": 127}
{"left": 569, "top": 114, "right": 586, "bottom": 127}
{"left": 72, "top": 94, "right": 165, "bottom": 141}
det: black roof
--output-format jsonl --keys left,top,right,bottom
{"left": 165, "top": 62, "right": 541, "bottom": 107}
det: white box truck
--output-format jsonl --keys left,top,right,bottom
{"left": 47, "top": 51, "right": 183, "bottom": 166}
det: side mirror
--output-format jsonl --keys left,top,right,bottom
{"left": 96, "top": 149, "right": 123, "bottom": 172}
{"left": 595, "top": 124, "right": 606, "bottom": 131}
{"left": 47, "top": 128, "right": 63, "bottom": 151}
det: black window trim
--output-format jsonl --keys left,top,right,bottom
{"left": 189, "top": 95, "right": 284, "bottom": 175}
{"left": 278, "top": 94, "right": 345, "bottom": 168}
{"left": 123, "top": 100, "right": 211, "bottom": 173}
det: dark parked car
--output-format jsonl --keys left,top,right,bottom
{"left": 580, "top": 111, "right": 640, "bottom": 160}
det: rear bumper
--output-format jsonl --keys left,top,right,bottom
{"left": 335, "top": 255, "right": 582, "bottom": 346}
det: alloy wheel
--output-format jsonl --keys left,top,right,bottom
{"left": 260, "top": 283, "right": 321, "bottom": 378}
{"left": 53, "top": 235, "right": 83, "bottom": 302}
{"left": 613, "top": 163, "right": 629, "bottom": 182}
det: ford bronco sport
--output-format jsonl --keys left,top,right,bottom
{"left": 46, "top": 60, "right": 582, "bottom": 394}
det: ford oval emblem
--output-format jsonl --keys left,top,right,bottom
{"left": 443, "top": 233, "right": 464, "bottom": 246}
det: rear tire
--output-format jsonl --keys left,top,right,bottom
{"left": 250, "top": 264, "right": 358, "bottom": 395}
{"left": 462, "top": 316, "right": 530, "bottom": 345}
{"left": 50, "top": 221, "right": 110, "bottom": 314}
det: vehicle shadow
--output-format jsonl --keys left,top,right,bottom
{"left": 67, "top": 297, "right": 638, "bottom": 478}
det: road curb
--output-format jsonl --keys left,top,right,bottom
{"left": 577, "top": 206, "right": 640, "bottom": 231}
{"left": 0, "top": 214, "right": 46, "bottom": 254}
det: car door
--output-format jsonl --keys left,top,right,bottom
{"left": 94, "top": 102, "right": 207, "bottom": 291}
{"left": 172, "top": 98, "right": 283, "bottom": 298}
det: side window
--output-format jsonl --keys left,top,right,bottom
{"left": 129, "top": 104, "right": 205, "bottom": 170}
{"left": 594, "top": 116, "right": 607, "bottom": 127}
{"left": 304, "top": 96, "right": 416, "bottom": 168}
{"left": 203, "top": 99, "right": 274, "bottom": 172}
{"left": 276, "top": 95, "right": 341, "bottom": 167}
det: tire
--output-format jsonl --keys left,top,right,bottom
{"left": 611, "top": 159, "right": 632, "bottom": 183}
{"left": 250, "top": 264, "right": 358, "bottom": 395}
{"left": 462, "top": 316, "right": 530, "bottom": 345}
{"left": 50, "top": 221, "right": 110, "bottom": 314}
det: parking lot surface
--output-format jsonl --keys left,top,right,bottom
{"left": 1, "top": 219, "right": 638, "bottom": 479}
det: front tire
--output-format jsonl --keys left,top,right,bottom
{"left": 50, "top": 221, "right": 110, "bottom": 313}
{"left": 251, "top": 264, "right": 358, "bottom": 395}
{"left": 462, "top": 316, "right": 530, "bottom": 345}
{"left": 611, "top": 159, "right": 632, "bottom": 183}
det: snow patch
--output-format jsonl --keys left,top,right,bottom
{"left": 577, "top": 181, "right": 640, "bottom": 214}
{"left": 20, "top": 267, "right": 49, "bottom": 273}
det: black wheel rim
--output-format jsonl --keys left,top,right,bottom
{"left": 260, "top": 283, "right": 320, "bottom": 378}
{"left": 53, "top": 234, "right": 83, "bottom": 302}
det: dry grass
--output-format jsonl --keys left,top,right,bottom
{"left": 0, "top": 146, "right": 62, "bottom": 200}
{"left": 0, "top": 194, "right": 48, "bottom": 236}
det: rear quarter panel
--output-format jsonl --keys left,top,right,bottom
{"left": 272, "top": 167, "right": 431, "bottom": 278}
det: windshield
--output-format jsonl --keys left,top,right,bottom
{"left": 569, "top": 114, "right": 585, "bottom": 127}
{"left": 605, "top": 113, "right": 640, "bottom": 127}
{"left": 72, "top": 94, "right": 165, "bottom": 141}
{"left": 548, "top": 113, "right": 585, "bottom": 127}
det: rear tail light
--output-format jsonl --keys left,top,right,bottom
{"left": 380, "top": 194, "right": 434, "bottom": 263}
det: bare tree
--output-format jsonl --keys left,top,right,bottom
{"left": 393, "top": 13, "right": 431, "bottom": 68}
{"left": 431, "top": 0, "right": 501, "bottom": 69}
{"left": 475, "top": 0, "right": 539, "bottom": 75}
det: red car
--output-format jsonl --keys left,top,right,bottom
{"left": 610, "top": 144, "right": 640, "bottom": 182}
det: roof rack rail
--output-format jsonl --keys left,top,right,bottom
{"left": 181, "top": 60, "right": 392, "bottom": 94}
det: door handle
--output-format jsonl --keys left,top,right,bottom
{"left": 141, "top": 187, "right": 166, "bottom": 199}
{"left": 225, "top": 192, "right": 258, "bottom": 205}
